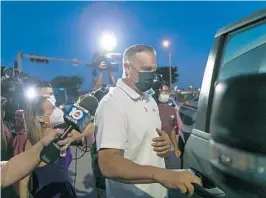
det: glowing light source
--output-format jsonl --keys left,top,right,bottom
{"left": 100, "top": 32, "right": 117, "bottom": 51}
{"left": 26, "top": 87, "right": 37, "bottom": 99}
{"left": 162, "top": 40, "right": 170, "bottom": 48}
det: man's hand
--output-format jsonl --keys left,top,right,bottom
{"left": 99, "top": 62, "right": 108, "bottom": 70}
{"left": 175, "top": 149, "right": 182, "bottom": 158}
{"left": 152, "top": 129, "right": 171, "bottom": 157}
{"left": 155, "top": 169, "right": 201, "bottom": 196}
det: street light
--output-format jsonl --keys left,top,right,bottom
{"left": 100, "top": 32, "right": 117, "bottom": 52}
{"left": 162, "top": 40, "right": 172, "bottom": 90}
{"left": 163, "top": 40, "right": 170, "bottom": 48}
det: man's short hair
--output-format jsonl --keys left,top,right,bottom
{"left": 123, "top": 44, "right": 156, "bottom": 64}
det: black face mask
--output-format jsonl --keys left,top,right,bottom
{"left": 135, "top": 71, "right": 155, "bottom": 92}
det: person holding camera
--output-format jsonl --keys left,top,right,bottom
{"left": 95, "top": 44, "right": 201, "bottom": 198}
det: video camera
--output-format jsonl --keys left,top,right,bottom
{"left": 1, "top": 67, "right": 40, "bottom": 127}
{"left": 1, "top": 68, "right": 25, "bottom": 119}
{"left": 91, "top": 51, "right": 121, "bottom": 72}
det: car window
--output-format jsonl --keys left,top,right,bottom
{"left": 218, "top": 22, "right": 266, "bottom": 81}
{"left": 179, "top": 106, "right": 197, "bottom": 126}
{"left": 179, "top": 106, "right": 188, "bottom": 121}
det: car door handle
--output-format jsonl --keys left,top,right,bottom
{"left": 189, "top": 169, "right": 225, "bottom": 197}
{"left": 192, "top": 183, "right": 217, "bottom": 198}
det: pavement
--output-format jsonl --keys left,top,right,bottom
{"left": 69, "top": 146, "right": 97, "bottom": 198}
{"left": 68, "top": 134, "right": 97, "bottom": 198}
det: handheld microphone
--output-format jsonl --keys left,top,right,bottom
{"left": 92, "top": 86, "right": 109, "bottom": 102}
{"left": 40, "top": 95, "right": 98, "bottom": 164}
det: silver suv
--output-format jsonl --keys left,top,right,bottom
{"left": 182, "top": 8, "right": 266, "bottom": 198}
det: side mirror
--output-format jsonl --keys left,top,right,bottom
{"left": 210, "top": 73, "right": 266, "bottom": 196}
{"left": 210, "top": 73, "right": 266, "bottom": 154}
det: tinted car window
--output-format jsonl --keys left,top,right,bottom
{"left": 218, "top": 22, "right": 266, "bottom": 81}
{"left": 179, "top": 106, "right": 188, "bottom": 121}
{"left": 179, "top": 106, "right": 197, "bottom": 126}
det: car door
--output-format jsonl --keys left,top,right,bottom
{"left": 182, "top": 8, "right": 266, "bottom": 198}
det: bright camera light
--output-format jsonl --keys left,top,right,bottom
{"left": 163, "top": 40, "right": 170, "bottom": 48}
{"left": 100, "top": 32, "right": 117, "bottom": 51}
{"left": 26, "top": 87, "right": 37, "bottom": 99}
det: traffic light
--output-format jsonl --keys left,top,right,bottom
{"left": 29, "top": 57, "right": 49, "bottom": 64}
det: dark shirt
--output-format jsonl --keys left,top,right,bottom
{"left": 91, "top": 142, "right": 106, "bottom": 190}
{"left": 31, "top": 147, "right": 76, "bottom": 198}
{"left": 157, "top": 103, "right": 179, "bottom": 136}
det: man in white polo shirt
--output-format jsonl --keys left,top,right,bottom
{"left": 95, "top": 44, "right": 201, "bottom": 198}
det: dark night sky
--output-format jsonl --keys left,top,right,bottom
{"left": 2, "top": 1, "right": 266, "bottom": 90}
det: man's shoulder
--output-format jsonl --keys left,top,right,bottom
{"left": 96, "top": 87, "right": 124, "bottom": 112}
{"left": 147, "top": 95, "right": 159, "bottom": 107}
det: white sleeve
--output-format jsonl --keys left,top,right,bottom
{"left": 95, "top": 100, "right": 128, "bottom": 151}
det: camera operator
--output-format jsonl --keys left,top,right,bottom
{"left": 92, "top": 56, "right": 117, "bottom": 91}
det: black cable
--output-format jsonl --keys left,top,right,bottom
{"left": 71, "top": 134, "right": 95, "bottom": 189}
{"left": 74, "top": 145, "right": 78, "bottom": 188}
{"left": 72, "top": 137, "right": 92, "bottom": 160}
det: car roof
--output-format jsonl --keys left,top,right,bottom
{"left": 215, "top": 8, "right": 266, "bottom": 37}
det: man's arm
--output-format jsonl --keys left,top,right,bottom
{"left": 98, "top": 148, "right": 161, "bottom": 184}
{"left": 93, "top": 70, "right": 104, "bottom": 91}
{"left": 171, "top": 112, "right": 181, "bottom": 157}
{"left": 170, "top": 127, "right": 179, "bottom": 151}
{"left": 95, "top": 99, "right": 201, "bottom": 194}
{"left": 107, "top": 71, "right": 116, "bottom": 86}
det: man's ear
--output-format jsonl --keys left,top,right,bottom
{"left": 123, "top": 63, "right": 130, "bottom": 75}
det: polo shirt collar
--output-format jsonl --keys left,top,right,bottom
{"left": 117, "top": 79, "right": 142, "bottom": 100}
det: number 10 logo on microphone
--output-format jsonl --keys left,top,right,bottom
{"left": 66, "top": 105, "right": 88, "bottom": 124}
{"left": 69, "top": 108, "right": 83, "bottom": 120}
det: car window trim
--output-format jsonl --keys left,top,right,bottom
{"left": 206, "top": 17, "right": 266, "bottom": 134}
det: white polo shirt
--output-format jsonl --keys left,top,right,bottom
{"left": 95, "top": 79, "right": 167, "bottom": 198}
